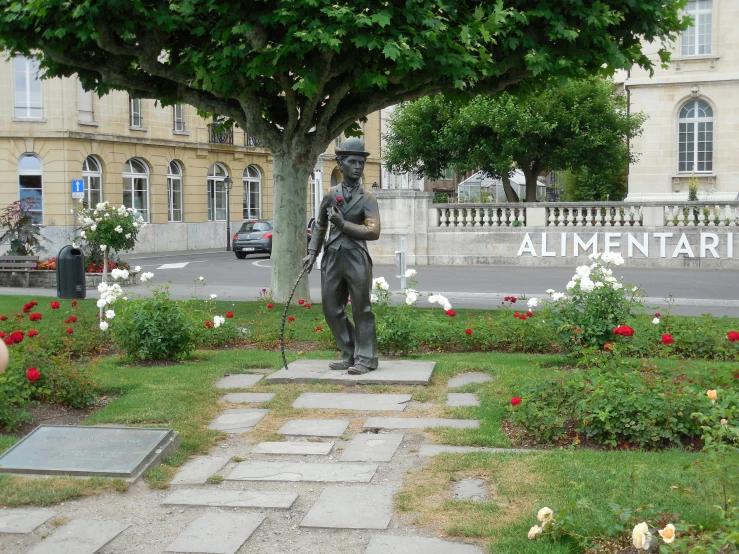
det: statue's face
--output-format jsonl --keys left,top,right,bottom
{"left": 338, "top": 155, "right": 366, "bottom": 181}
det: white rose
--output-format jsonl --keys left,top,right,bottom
{"left": 552, "top": 292, "right": 566, "bottom": 301}
{"left": 133, "top": 222, "right": 139, "bottom": 228}
{"left": 197, "top": 276, "right": 204, "bottom": 281}
{"left": 140, "top": 272, "right": 155, "bottom": 282}
{"left": 114, "top": 225, "right": 123, "bottom": 233}
{"left": 528, "top": 525, "right": 542, "bottom": 540}
{"left": 213, "top": 316, "right": 226, "bottom": 328}
{"left": 370, "top": 293, "right": 379, "bottom": 303}
{"left": 80, "top": 230, "right": 86, "bottom": 238}
{"left": 99, "top": 321, "right": 109, "bottom": 331}
{"left": 580, "top": 279, "right": 595, "bottom": 293}
{"left": 428, "top": 295, "right": 438, "bottom": 304}
{"left": 632, "top": 522, "right": 652, "bottom": 551}
{"left": 405, "top": 291, "right": 418, "bottom": 305}
{"left": 125, "top": 233, "right": 131, "bottom": 239}
{"left": 594, "top": 282, "right": 605, "bottom": 288}
{"left": 404, "top": 268, "right": 417, "bottom": 279}
{"left": 96, "top": 299, "right": 107, "bottom": 308}
{"left": 575, "top": 265, "right": 591, "bottom": 278}
{"left": 527, "top": 298, "right": 539, "bottom": 308}
{"left": 613, "top": 254, "right": 625, "bottom": 266}
{"left": 658, "top": 524, "right": 676, "bottom": 544}
{"left": 105, "top": 310, "right": 115, "bottom": 319}
{"left": 545, "top": 289, "right": 555, "bottom": 295}
{"left": 100, "top": 245, "right": 107, "bottom": 252}
{"left": 613, "top": 283, "right": 624, "bottom": 291}
{"left": 90, "top": 224, "right": 97, "bottom": 231}
{"left": 133, "top": 266, "right": 141, "bottom": 273}
{"left": 210, "top": 294, "right": 217, "bottom": 300}
{"left": 566, "top": 280, "right": 576, "bottom": 290}
{"left": 442, "top": 301, "right": 452, "bottom": 311}
{"left": 652, "top": 317, "right": 660, "bottom": 324}
{"left": 537, "top": 507, "right": 554, "bottom": 523}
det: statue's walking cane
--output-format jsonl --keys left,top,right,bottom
{"left": 279, "top": 263, "right": 311, "bottom": 370}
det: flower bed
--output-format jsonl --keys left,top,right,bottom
{"left": 0, "top": 270, "right": 138, "bottom": 290}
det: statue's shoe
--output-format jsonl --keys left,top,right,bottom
{"left": 329, "top": 361, "right": 352, "bottom": 371}
{"left": 348, "top": 364, "right": 371, "bottom": 375}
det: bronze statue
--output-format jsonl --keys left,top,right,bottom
{"left": 302, "top": 138, "right": 381, "bottom": 374}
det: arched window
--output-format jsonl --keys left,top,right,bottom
{"left": 242, "top": 165, "right": 261, "bottom": 220}
{"left": 207, "top": 163, "right": 229, "bottom": 221}
{"left": 167, "top": 161, "right": 183, "bottom": 222}
{"left": 678, "top": 99, "right": 713, "bottom": 173}
{"left": 18, "top": 154, "right": 43, "bottom": 224}
{"left": 82, "top": 155, "right": 103, "bottom": 207}
{"left": 122, "top": 158, "right": 150, "bottom": 222}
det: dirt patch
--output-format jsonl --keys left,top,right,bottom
{"left": 10, "top": 395, "right": 116, "bottom": 438}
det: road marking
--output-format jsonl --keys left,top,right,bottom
{"left": 252, "top": 260, "right": 272, "bottom": 268}
{"left": 157, "top": 262, "right": 190, "bottom": 269}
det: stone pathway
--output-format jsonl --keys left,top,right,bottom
{"left": 0, "top": 367, "right": 507, "bottom": 554}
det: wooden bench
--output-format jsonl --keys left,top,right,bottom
{"left": 0, "top": 255, "right": 40, "bottom": 287}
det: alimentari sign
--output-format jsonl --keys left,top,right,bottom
{"left": 517, "top": 232, "right": 735, "bottom": 258}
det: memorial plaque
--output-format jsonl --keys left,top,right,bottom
{"left": 0, "top": 425, "right": 180, "bottom": 481}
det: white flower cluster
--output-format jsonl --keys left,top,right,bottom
{"left": 96, "top": 282, "right": 123, "bottom": 309}
{"left": 528, "top": 507, "right": 554, "bottom": 540}
{"left": 213, "top": 316, "right": 226, "bottom": 328}
{"left": 428, "top": 294, "right": 452, "bottom": 311}
{"left": 527, "top": 298, "right": 538, "bottom": 309}
{"left": 372, "top": 277, "right": 390, "bottom": 291}
{"left": 405, "top": 289, "right": 419, "bottom": 306}
{"left": 140, "top": 272, "right": 155, "bottom": 283}
{"left": 545, "top": 251, "right": 631, "bottom": 305}
{"left": 110, "top": 268, "right": 130, "bottom": 281}
{"left": 80, "top": 202, "right": 147, "bottom": 230}
{"left": 632, "top": 521, "right": 677, "bottom": 550}
{"left": 404, "top": 268, "right": 417, "bottom": 279}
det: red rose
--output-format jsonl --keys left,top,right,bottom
{"left": 29, "top": 312, "right": 42, "bottom": 321}
{"left": 336, "top": 196, "right": 344, "bottom": 203}
{"left": 661, "top": 334, "right": 675, "bottom": 345}
{"left": 305, "top": 303, "right": 311, "bottom": 309}
{"left": 225, "top": 312, "right": 234, "bottom": 318}
{"left": 30, "top": 301, "right": 38, "bottom": 307}
{"left": 9, "top": 331, "right": 23, "bottom": 344}
{"left": 298, "top": 299, "right": 305, "bottom": 305}
{"left": 0, "top": 332, "right": 5, "bottom": 339}
{"left": 261, "top": 288, "right": 267, "bottom": 293}
{"left": 28, "top": 330, "right": 38, "bottom": 337}
{"left": 65, "top": 317, "right": 72, "bottom": 324}
{"left": 26, "top": 367, "right": 40, "bottom": 382}
{"left": 316, "top": 326, "right": 323, "bottom": 331}
{"left": 72, "top": 301, "right": 77, "bottom": 307}
{"left": 0, "top": 315, "right": 6, "bottom": 321}
{"left": 347, "top": 298, "right": 351, "bottom": 304}
{"left": 267, "top": 303, "right": 274, "bottom": 309}
{"left": 65, "top": 327, "right": 74, "bottom": 334}
{"left": 4, "top": 337, "right": 14, "bottom": 345}
{"left": 510, "top": 297, "right": 517, "bottom": 303}
{"left": 728, "top": 331, "right": 739, "bottom": 342}
{"left": 50, "top": 301, "right": 60, "bottom": 309}
{"left": 22, "top": 303, "right": 33, "bottom": 313}
{"left": 526, "top": 311, "right": 533, "bottom": 317}
{"left": 288, "top": 316, "right": 295, "bottom": 322}
{"left": 604, "top": 342, "right": 614, "bottom": 352}
{"left": 204, "top": 321, "right": 213, "bottom": 328}
{"left": 465, "top": 328, "right": 472, "bottom": 336}
{"left": 445, "top": 309, "right": 456, "bottom": 317}
{"left": 654, "top": 313, "right": 661, "bottom": 317}
{"left": 614, "top": 325, "right": 635, "bottom": 337}
{"left": 69, "top": 315, "right": 77, "bottom": 323}
{"left": 510, "top": 397, "right": 522, "bottom": 406}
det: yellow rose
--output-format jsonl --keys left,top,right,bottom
{"left": 632, "top": 522, "right": 652, "bottom": 550}
{"left": 707, "top": 389, "right": 718, "bottom": 400}
{"left": 659, "top": 523, "right": 676, "bottom": 544}
{"left": 528, "top": 525, "right": 542, "bottom": 540}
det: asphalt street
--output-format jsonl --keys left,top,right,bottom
{"left": 115, "top": 248, "right": 739, "bottom": 317}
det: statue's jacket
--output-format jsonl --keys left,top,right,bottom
{"left": 308, "top": 182, "right": 381, "bottom": 256}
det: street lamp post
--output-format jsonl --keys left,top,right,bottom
{"left": 224, "top": 176, "right": 233, "bottom": 251}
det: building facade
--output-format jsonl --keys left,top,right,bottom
{"left": 627, "top": 0, "right": 739, "bottom": 201}
{"left": 1, "top": 57, "right": 382, "bottom": 254}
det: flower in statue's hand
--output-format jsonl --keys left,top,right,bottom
{"left": 336, "top": 196, "right": 343, "bottom": 203}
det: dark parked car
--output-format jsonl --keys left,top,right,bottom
{"left": 233, "top": 219, "right": 311, "bottom": 259}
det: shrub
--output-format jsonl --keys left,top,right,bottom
{"left": 0, "top": 200, "right": 45, "bottom": 256}
{"left": 0, "top": 366, "right": 34, "bottom": 430}
{"left": 112, "top": 285, "right": 196, "bottom": 361}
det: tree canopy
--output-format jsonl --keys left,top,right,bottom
{"left": 384, "top": 78, "right": 646, "bottom": 202}
{"left": 0, "top": 0, "right": 686, "bottom": 297}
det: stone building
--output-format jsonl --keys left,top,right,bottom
{"left": 627, "top": 0, "right": 739, "bottom": 201}
{"left": 1, "top": 57, "right": 382, "bottom": 253}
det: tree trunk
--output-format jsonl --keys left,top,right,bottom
{"left": 271, "top": 154, "right": 314, "bottom": 303}
{"left": 99, "top": 249, "right": 108, "bottom": 320}
{"left": 501, "top": 173, "right": 520, "bottom": 203}
{"left": 523, "top": 167, "right": 538, "bottom": 202}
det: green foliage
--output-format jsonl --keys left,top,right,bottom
{"left": 0, "top": 367, "right": 34, "bottom": 430}
{"left": 111, "top": 285, "right": 197, "bottom": 362}
{"left": 384, "top": 78, "right": 646, "bottom": 202}
{"left": 0, "top": 200, "right": 45, "bottom": 256}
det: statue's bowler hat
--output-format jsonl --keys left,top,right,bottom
{"left": 335, "top": 137, "right": 370, "bottom": 158}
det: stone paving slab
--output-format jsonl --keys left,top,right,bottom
{"left": 214, "top": 374, "right": 263, "bottom": 389}
{"left": 340, "top": 433, "right": 404, "bottom": 462}
{"left": 418, "top": 445, "right": 532, "bottom": 456}
{"left": 364, "top": 535, "right": 484, "bottom": 554}
{"left": 220, "top": 392, "right": 275, "bottom": 403}
{"left": 446, "top": 393, "right": 480, "bottom": 407}
{"left": 300, "top": 485, "right": 393, "bottom": 530}
{"left": 171, "top": 456, "right": 229, "bottom": 485}
{"left": 0, "top": 508, "right": 55, "bottom": 534}
{"left": 251, "top": 442, "right": 334, "bottom": 455}
{"left": 447, "top": 372, "right": 492, "bottom": 388}
{"left": 453, "top": 478, "right": 487, "bottom": 502}
{"left": 266, "top": 359, "right": 435, "bottom": 386}
{"left": 292, "top": 392, "right": 411, "bottom": 412}
{"left": 27, "top": 519, "right": 129, "bottom": 554}
{"left": 207, "top": 409, "right": 269, "bottom": 434}
{"left": 165, "top": 513, "right": 264, "bottom": 554}
{"left": 226, "top": 461, "right": 378, "bottom": 483}
{"left": 162, "top": 489, "right": 297, "bottom": 509}
{"left": 363, "top": 417, "right": 480, "bottom": 430}
{"left": 278, "top": 419, "right": 349, "bottom": 437}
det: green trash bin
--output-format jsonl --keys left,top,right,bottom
{"left": 56, "top": 245, "right": 86, "bottom": 299}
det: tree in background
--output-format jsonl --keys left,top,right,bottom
{"left": 0, "top": 1, "right": 684, "bottom": 297}
{"left": 384, "top": 78, "right": 646, "bottom": 202}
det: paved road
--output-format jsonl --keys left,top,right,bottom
{"left": 119, "top": 248, "right": 739, "bottom": 317}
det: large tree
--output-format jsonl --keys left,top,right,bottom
{"left": 384, "top": 78, "right": 647, "bottom": 202}
{"left": 0, "top": 1, "right": 685, "bottom": 299}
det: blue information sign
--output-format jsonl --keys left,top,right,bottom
{"left": 72, "top": 179, "right": 84, "bottom": 199}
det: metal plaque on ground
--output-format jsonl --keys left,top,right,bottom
{"left": 0, "top": 425, "right": 180, "bottom": 481}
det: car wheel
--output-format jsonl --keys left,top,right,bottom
{"left": 235, "top": 252, "right": 247, "bottom": 259}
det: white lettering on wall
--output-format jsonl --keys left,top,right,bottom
{"left": 541, "top": 233, "right": 555, "bottom": 256}
{"left": 573, "top": 233, "right": 598, "bottom": 256}
{"left": 672, "top": 234, "right": 695, "bottom": 258}
{"left": 653, "top": 233, "right": 673, "bottom": 258}
{"left": 560, "top": 233, "right": 567, "bottom": 256}
{"left": 729, "top": 233, "right": 734, "bottom": 258}
{"left": 517, "top": 233, "right": 537, "bottom": 257}
{"left": 604, "top": 233, "right": 621, "bottom": 252}
{"left": 627, "top": 233, "right": 649, "bottom": 257}
{"left": 700, "top": 233, "right": 719, "bottom": 258}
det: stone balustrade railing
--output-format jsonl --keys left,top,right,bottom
{"left": 431, "top": 201, "right": 739, "bottom": 228}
